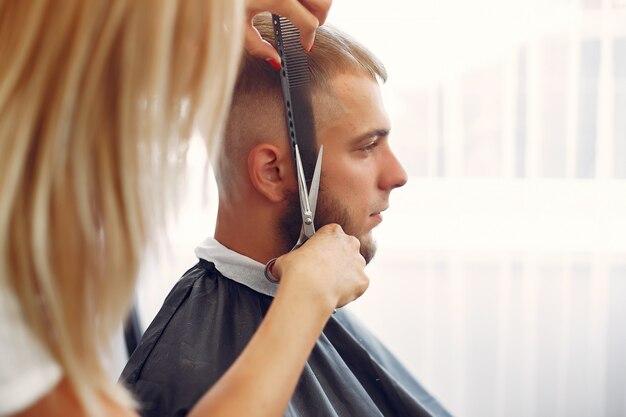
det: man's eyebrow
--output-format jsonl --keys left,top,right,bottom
{"left": 350, "top": 129, "right": 390, "bottom": 144}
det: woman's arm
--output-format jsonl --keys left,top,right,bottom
{"left": 189, "top": 224, "right": 368, "bottom": 417}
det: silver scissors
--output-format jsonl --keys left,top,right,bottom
{"left": 264, "top": 144, "right": 323, "bottom": 282}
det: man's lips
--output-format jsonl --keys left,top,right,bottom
{"left": 369, "top": 206, "right": 388, "bottom": 223}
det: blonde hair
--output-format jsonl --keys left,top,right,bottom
{"left": 217, "top": 15, "right": 386, "bottom": 192}
{"left": 0, "top": 0, "right": 244, "bottom": 414}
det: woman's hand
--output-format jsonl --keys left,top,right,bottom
{"left": 271, "top": 224, "right": 369, "bottom": 311}
{"left": 244, "top": 0, "right": 332, "bottom": 64}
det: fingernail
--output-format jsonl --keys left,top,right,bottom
{"left": 265, "top": 58, "right": 281, "bottom": 70}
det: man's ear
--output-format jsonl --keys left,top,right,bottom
{"left": 247, "top": 143, "right": 295, "bottom": 203}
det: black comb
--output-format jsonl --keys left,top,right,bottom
{"left": 272, "top": 14, "right": 317, "bottom": 185}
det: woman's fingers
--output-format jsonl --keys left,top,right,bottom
{"left": 275, "top": 224, "right": 370, "bottom": 311}
{"left": 299, "top": 0, "right": 332, "bottom": 26}
{"left": 244, "top": 0, "right": 332, "bottom": 62}
{"left": 244, "top": 22, "right": 281, "bottom": 64}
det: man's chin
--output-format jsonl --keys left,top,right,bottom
{"left": 356, "top": 233, "right": 377, "bottom": 264}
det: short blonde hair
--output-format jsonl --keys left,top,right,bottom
{"left": 0, "top": 0, "right": 244, "bottom": 414}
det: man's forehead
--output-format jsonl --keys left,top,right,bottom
{"left": 314, "top": 71, "right": 380, "bottom": 103}
{"left": 313, "top": 73, "right": 389, "bottom": 143}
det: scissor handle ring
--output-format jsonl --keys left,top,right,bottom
{"left": 264, "top": 258, "right": 280, "bottom": 283}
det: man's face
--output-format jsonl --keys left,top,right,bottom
{"left": 280, "top": 73, "right": 407, "bottom": 263}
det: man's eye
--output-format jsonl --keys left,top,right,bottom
{"left": 362, "top": 141, "right": 379, "bottom": 152}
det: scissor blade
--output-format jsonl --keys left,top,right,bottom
{"left": 308, "top": 145, "right": 323, "bottom": 216}
{"left": 294, "top": 145, "right": 310, "bottom": 214}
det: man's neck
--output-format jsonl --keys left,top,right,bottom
{"left": 214, "top": 201, "right": 286, "bottom": 264}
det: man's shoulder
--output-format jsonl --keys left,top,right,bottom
{"left": 120, "top": 259, "right": 271, "bottom": 385}
{"left": 154, "top": 259, "right": 267, "bottom": 312}
{"left": 119, "top": 261, "right": 214, "bottom": 383}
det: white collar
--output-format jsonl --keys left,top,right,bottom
{"left": 194, "top": 237, "right": 278, "bottom": 297}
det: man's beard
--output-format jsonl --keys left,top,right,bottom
{"left": 278, "top": 190, "right": 377, "bottom": 264}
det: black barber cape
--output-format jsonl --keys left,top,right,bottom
{"left": 121, "top": 259, "right": 451, "bottom": 417}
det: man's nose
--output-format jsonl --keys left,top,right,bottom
{"left": 379, "top": 149, "right": 408, "bottom": 191}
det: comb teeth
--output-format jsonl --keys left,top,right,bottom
{"left": 274, "top": 16, "right": 310, "bottom": 88}
{"left": 272, "top": 14, "right": 317, "bottom": 184}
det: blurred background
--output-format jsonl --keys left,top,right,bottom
{"left": 124, "top": 1, "right": 626, "bottom": 416}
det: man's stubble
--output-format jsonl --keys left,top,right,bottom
{"left": 278, "top": 189, "right": 377, "bottom": 264}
